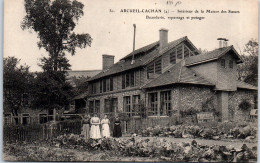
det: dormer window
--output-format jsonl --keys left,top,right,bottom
{"left": 220, "top": 59, "right": 226, "bottom": 68}
{"left": 229, "top": 60, "right": 233, "bottom": 69}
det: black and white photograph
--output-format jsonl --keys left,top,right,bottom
{"left": 2, "top": 0, "right": 258, "bottom": 162}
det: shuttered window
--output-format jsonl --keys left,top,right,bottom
{"left": 177, "top": 46, "right": 182, "bottom": 59}
{"left": 155, "top": 59, "right": 162, "bottom": 74}
{"left": 184, "top": 46, "right": 189, "bottom": 58}
{"left": 170, "top": 51, "right": 176, "bottom": 64}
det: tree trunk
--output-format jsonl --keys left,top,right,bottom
{"left": 11, "top": 109, "right": 19, "bottom": 124}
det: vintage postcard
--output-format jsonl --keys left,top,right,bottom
{"left": 3, "top": 0, "right": 258, "bottom": 162}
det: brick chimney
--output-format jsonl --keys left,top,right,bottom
{"left": 159, "top": 28, "right": 168, "bottom": 51}
{"left": 102, "top": 54, "right": 114, "bottom": 70}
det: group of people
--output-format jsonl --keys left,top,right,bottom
{"left": 81, "top": 114, "right": 122, "bottom": 140}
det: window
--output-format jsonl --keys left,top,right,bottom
{"left": 112, "top": 98, "right": 118, "bottom": 113}
{"left": 184, "top": 46, "right": 189, "bottom": 58}
{"left": 220, "top": 59, "right": 226, "bottom": 68}
{"left": 160, "top": 91, "right": 171, "bottom": 116}
{"left": 92, "top": 83, "right": 97, "bottom": 94}
{"left": 170, "top": 51, "right": 176, "bottom": 64}
{"left": 22, "top": 113, "right": 30, "bottom": 125}
{"left": 147, "top": 58, "right": 162, "bottom": 79}
{"left": 103, "top": 79, "right": 107, "bottom": 92}
{"left": 4, "top": 114, "right": 12, "bottom": 125}
{"left": 176, "top": 46, "right": 182, "bottom": 59}
{"left": 99, "top": 81, "right": 103, "bottom": 93}
{"left": 104, "top": 99, "right": 112, "bottom": 113}
{"left": 229, "top": 60, "right": 233, "bottom": 69}
{"left": 122, "top": 72, "right": 136, "bottom": 89}
{"left": 95, "top": 100, "right": 100, "bottom": 114}
{"left": 123, "top": 96, "right": 131, "bottom": 116}
{"left": 132, "top": 95, "right": 141, "bottom": 116}
{"left": 39, "top": 114, "right": 48, "bottom": 124}
{"left": 89, "top": 101, "right": 94, "bottom": 113}
{"left": 110, "top": 77, "right": 113, "bottom": 91}
{"left": 135, "top": 70, "right": 140, "bottom": 86}
{"left": 148, "top": 92, "right": 158, "bottom": 116}
{"left": 122, "top": 74, "right": 125, "bottom": 89}
{"left": 130, "top": 72, "right": 135, "bottom": 87}
{"left": 155, "top": 59, "right": 162, "bottom": 74}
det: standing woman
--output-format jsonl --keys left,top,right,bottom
{"left": 90, "top": 114, "right": 102, "bottom": 139}
{"left": 101, "top": 115, "right": 110, "bottom": 138}
{"left": 81, "top": 114, "right": 91, "bottom": 140}
{"left": 113, "top": 116, "right": 122, "bottom": 138}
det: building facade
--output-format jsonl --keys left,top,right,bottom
{"left": 85, "top": 29, "right": 257, "bottom": 132}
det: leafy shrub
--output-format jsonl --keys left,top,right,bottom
{"left": 239, "top": 100, "right": 251, "bottom": 111}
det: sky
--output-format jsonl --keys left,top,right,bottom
{"left": 4, "top": 0, "right": 258, "bottom": 72}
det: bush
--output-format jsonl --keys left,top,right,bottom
{"left": 239, "top": 100, "right": 251, "bottom": 111}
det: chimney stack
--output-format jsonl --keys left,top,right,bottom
{"left": 102, "top": 54, "right": 114, "bottom": 70}
{"left": 159, "top": 28, "right": 168, "bottom": 51}
{"left": 217, "top": 38, "right": 229, "bottom": 48}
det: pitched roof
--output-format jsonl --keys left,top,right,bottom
{"left": 88, "top": 36, "right": 188, "bottom": 81}
{"left": 185, "top": 46, "right": 242, "bottom": 66}
{"left": 67, "top": 70, "right": 101, "bottom": 78}
{"left": 120, "top": 41, "right": 159, "bottom": 60}
{"left": 237, "top": 81, "right": 257, "bottom": 90}
{"left": 74, "top": 92, "right": 88, "bottom": 100}
{"left": 143, "top": 62, "right": 214, "bottom": 88}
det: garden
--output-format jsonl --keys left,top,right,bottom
{"left": 4, "top": 123, "right": 257, "bottom": 162}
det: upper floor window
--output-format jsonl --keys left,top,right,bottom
{"left": 229, "top": 60, "right": 233, "bottom": 69}
{"left": 122, "top": 72, "right": 135, "bottom": 89}
{"left": 220, "top": 59, "right": 226, "bottom": 68}
{"left": 170, "top": 51, "right": 176, "bottom": 64}
{"left": 147, "top": 58, "right": 162, "bottom": 79}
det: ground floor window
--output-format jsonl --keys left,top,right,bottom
{"left": 22, "top": 113, "right": 30, "bottom": 125}
{"left": 160, "top": 91, "right": 171, "bottom": 116}
{"left": 148, "top": 92, "right": 158, "bottom": 116}
{"left": 39, "top": 114, "right": 48, "bottom": 124}
{"left": 132, "top": 95, "right": 141, "bottom": 116}
{"left": 89, "top": 101, "right": 94, "bottom": 113}
{"left": 123, "top": 96, "right": 131, "bottom": 116}
{"left": 104, "top": 98, "right": 118, "bottom": 115}
{"left": 4, "top": 113, "right": 12, "bottom": 125}
{"left": 95, "top": 100, "right": 100, "bottom": 114}
{"left": 89, "top": 100, "right": 100, "bottom": 114}
{"left": 112, "top": 98, "right": 118, "bottom": 114}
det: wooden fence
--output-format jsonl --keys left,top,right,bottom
{"left": 3, "top": 120, "right": 82, "bottom": 143}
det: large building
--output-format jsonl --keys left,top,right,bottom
{"left": 85, "top": 28, "right": 257, "bottom": 132}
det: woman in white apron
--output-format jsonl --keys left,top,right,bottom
{"left": 101, "top": 115, "right": 110, "bottom": 138}
{"left": 89, "top": 114, "right": 101, "bottom": 139}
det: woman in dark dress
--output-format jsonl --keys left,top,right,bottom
{"left": 113, "top": 117, "right": 122, "bottom": 137}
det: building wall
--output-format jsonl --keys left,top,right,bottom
{"left": 178, "top": 85, "right": 217, "bottom": 111}
{"left": 189, "top": 61, "right": 218, "bottom": 85}
{"left": 228, "top": 89, "right": 256, "bottom": 122}
{"left": 87, "top": 89, "right": 145, "bottom": 116}
{"left": 216, "top": 52, "right": 238, "bottom": 90}
{"left": 4, "top": 108, "right": 49, "bottom": 125}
